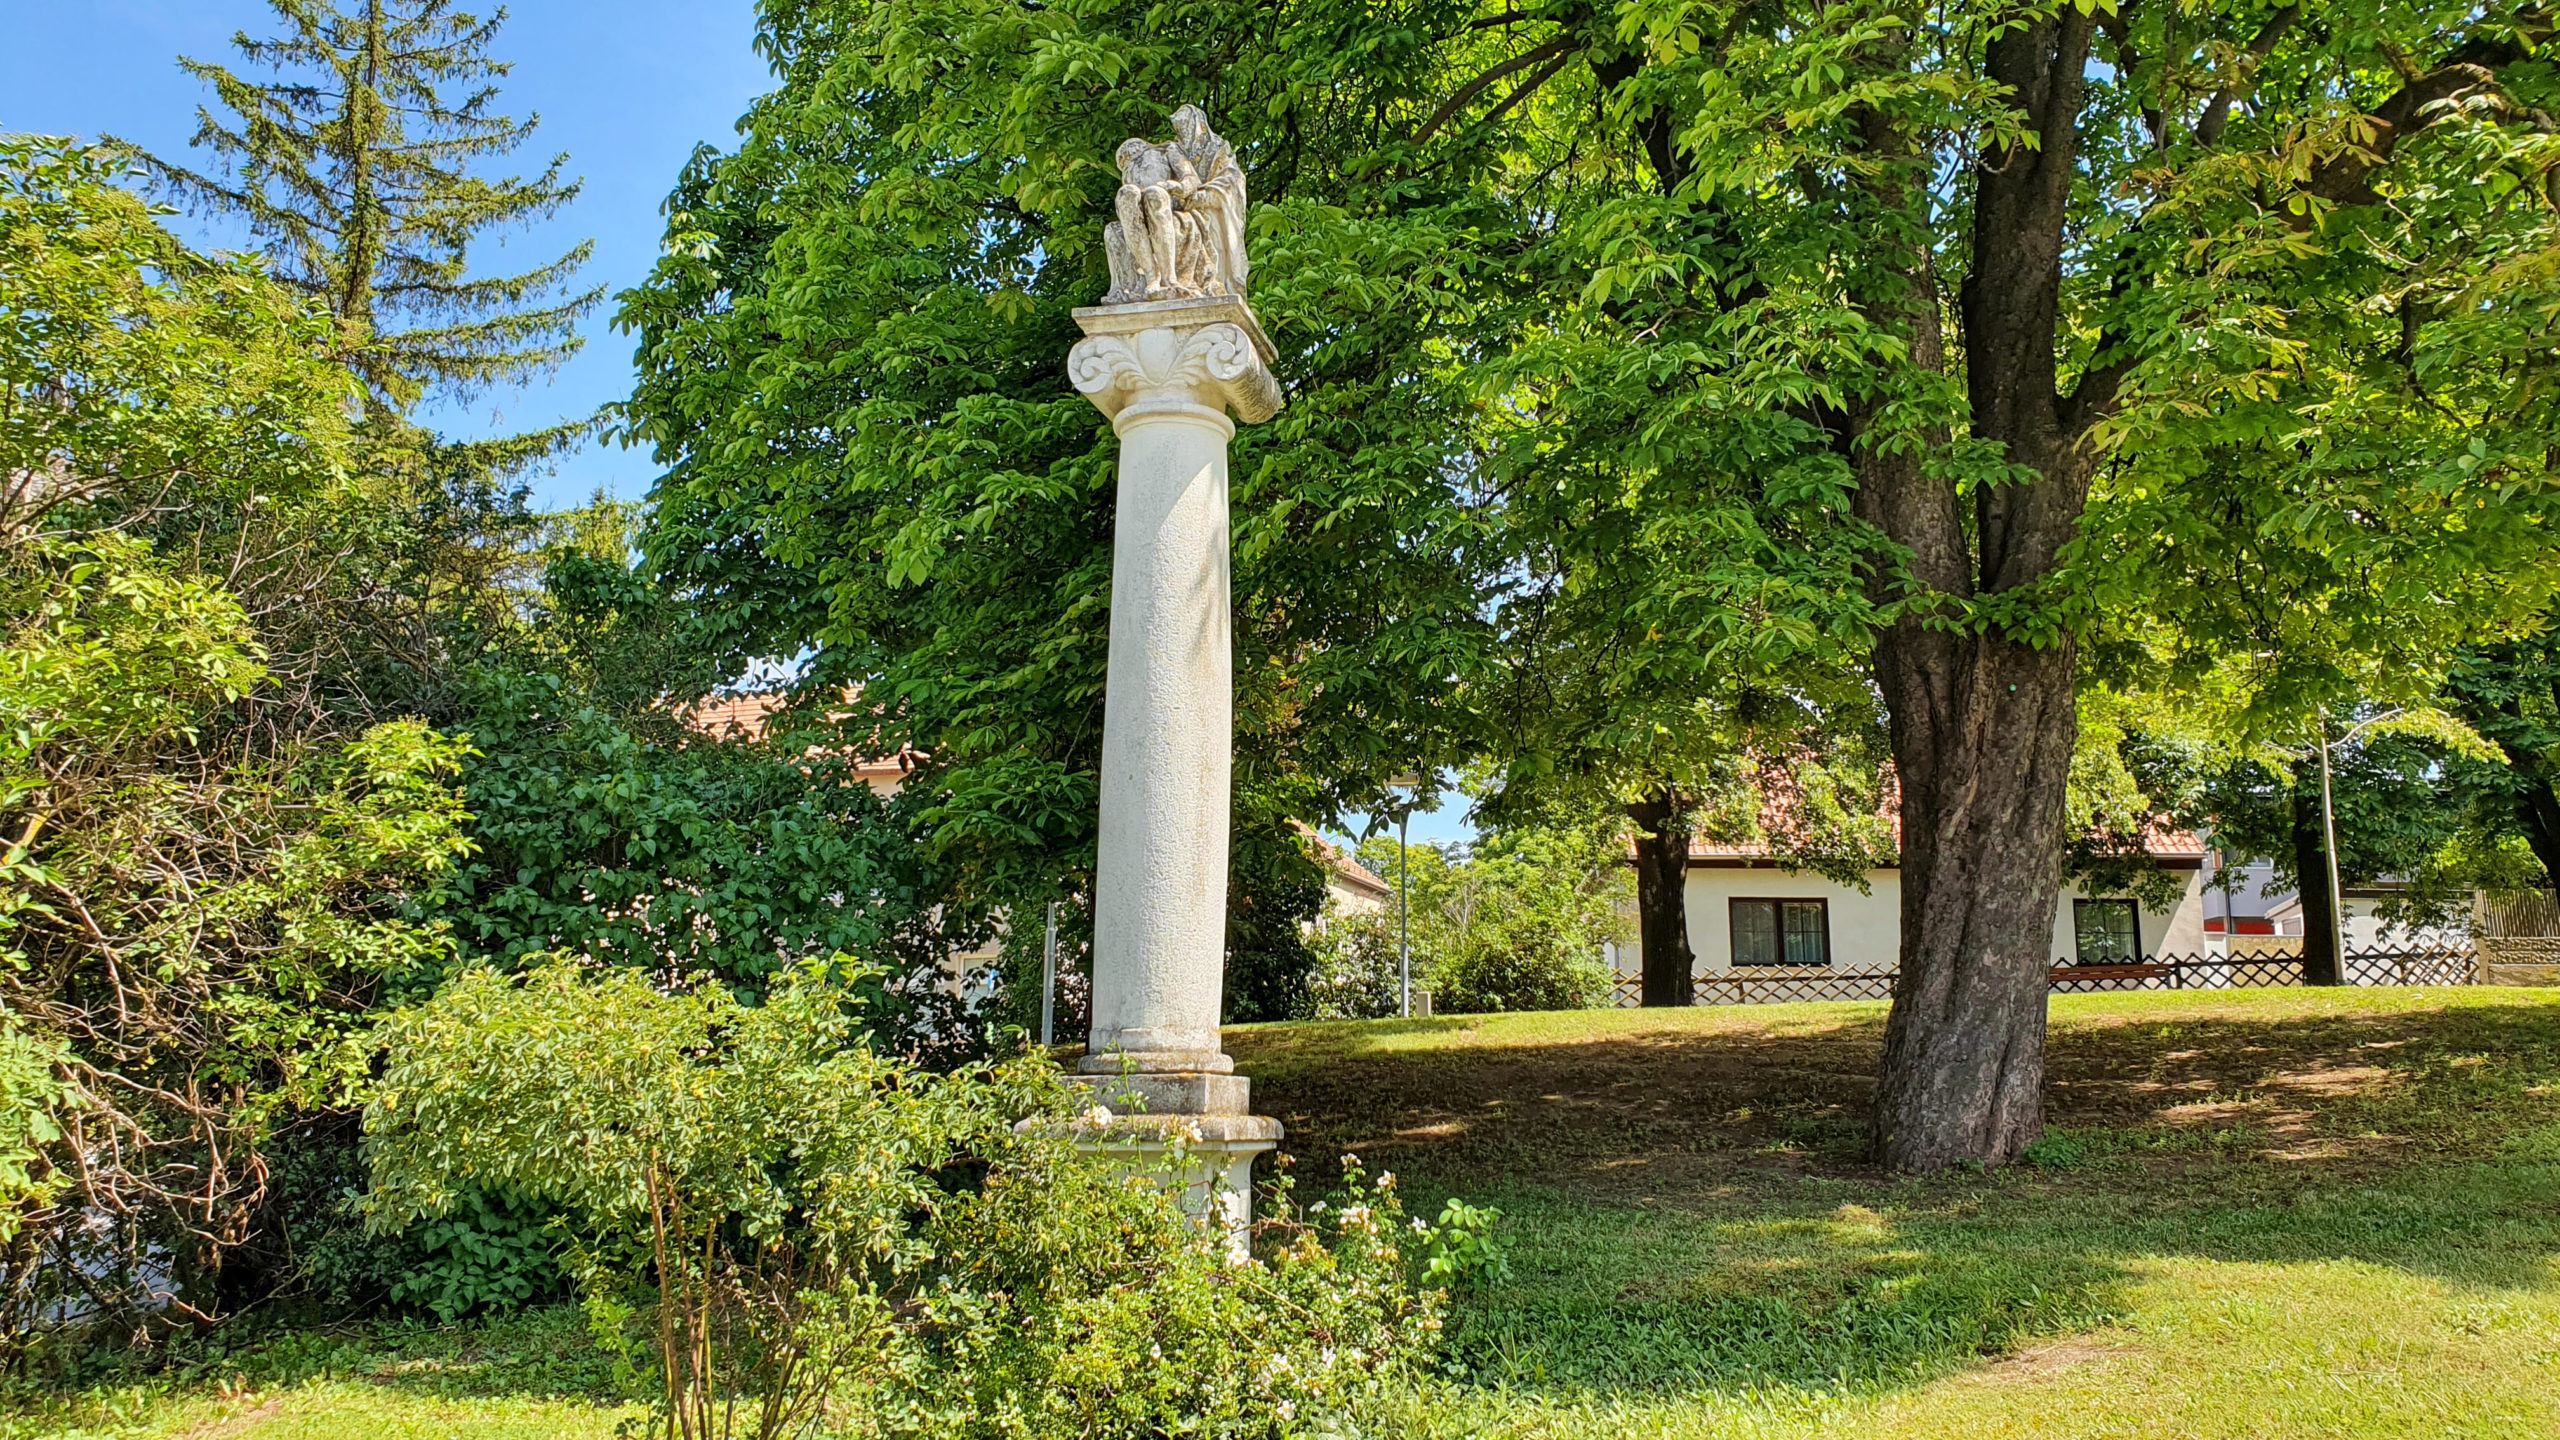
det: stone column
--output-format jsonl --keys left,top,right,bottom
{"left": 1066, "top": 295, "right": 1284, "bottom": 1233}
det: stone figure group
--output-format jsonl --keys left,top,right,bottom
{"left": 1103, "top": 104, "right": 1248, "bottom": 305}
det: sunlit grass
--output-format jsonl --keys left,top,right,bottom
{"left": 12, "top": 987, "right": 2560, "bottom": 1438}
{"left": 1244, "top": 986, "right": 2560, "bottom": 1440}
{"left": 2, "top": 1309, "right": 635, "bottom": 1440}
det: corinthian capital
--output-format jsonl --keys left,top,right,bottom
{"left": 1069, "top": 319, "right": 1283, "bottom": 428}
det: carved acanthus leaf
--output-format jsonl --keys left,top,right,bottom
{"left": 1069, "top": 323, "right": 1283, "bottom": 425}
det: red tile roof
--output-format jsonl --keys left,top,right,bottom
{"left": 1680, "top": 765, "right": 2204, "bottom": 864}
{"left": 1694, "top": 824, "right": 2207, "bottom": 863}
{"left": 1293, "top": 821, "right": 1393, "bottom": 900}
{"left": 678, "top": 692, "right": 917, "bottom": 784}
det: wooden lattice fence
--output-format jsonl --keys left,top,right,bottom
{"left": 1609, "top": 945, "right": 2484, "bottom": 1008}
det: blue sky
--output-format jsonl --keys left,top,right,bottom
{"left": 1, "top": 0, "right": 774, "bottom": 511}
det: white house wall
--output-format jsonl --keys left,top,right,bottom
{"left": 1682, "top": 864, "right": 2208, "bottom": 971}
{"left": 1684, "top": 868, "right": 1902, "bottom": 971}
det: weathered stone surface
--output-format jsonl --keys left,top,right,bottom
{"left": 1068, "top": 299, "right": 1281, "bottom": 426}
{"left": 1066, "top": 107, "right": 1286, "bottom": 1239}
{"left": 1101, "top": 104, "right": 1248, "bottom": 306}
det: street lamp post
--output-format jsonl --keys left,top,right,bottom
{"left": 1384, "top": 773, "right": 1422, "bottom": 1019}
{"left": 1039, "top": 900, "right": 1060, "bottom": 1049}
{"left": 2314, "top": 706, "right": 2402, "bottom": 981}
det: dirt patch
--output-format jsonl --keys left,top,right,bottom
{"left": 1974, "top": 1337, "right": 2127, "bottom": 1384}
{"left": 2265, "top": 1063, "right": 2395, "bottom": 1096}
{"left": 175, "top": 1397, "right": 285, "bottom": 1439}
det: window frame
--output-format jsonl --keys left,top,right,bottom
{"left": 1728, "top": 897, "right": 1833, "bottom": 969}
{"left": 2071, "top": 897, "right": 2144, "bottom": 966}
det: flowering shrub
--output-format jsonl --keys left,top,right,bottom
{"left": 915, "top": 1150, "right": 1444, "bottom": 1438}
{"left": 1305, "top": 911, "right": 1405, "bottom": 1020}
{"left": 365, "top": 958, "right": 1447, "bottom": 1438}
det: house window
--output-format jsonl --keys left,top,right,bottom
{"left": 1731, "top": 899, "right": 1830, "bottom": 967}
{"left": 2073, "top": 899, "right": 2142, "bottom": 964}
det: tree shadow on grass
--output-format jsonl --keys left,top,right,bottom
{"left": 1441, "top": 1188, "right": 2136, "bottom": 1400}
{"left": 1233, "top": 993, "right": 2560, "bottom": 1402}
{"left": 206, "top": 1304, "right": 628, "bottom": 1407}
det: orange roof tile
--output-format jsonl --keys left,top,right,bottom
{"left": 1679, "top": 765, "right": 2203, "bottom": 864}
{"left": 677, "top": 691, "right": 917, "bottom": 782}
{"left": 1293, "top": 821, "right": 1394, "bottom": 900}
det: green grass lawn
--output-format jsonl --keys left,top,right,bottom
{"left": 13, "top": 986, "right": 2560, "bottom": 1438}
{"left": 1235, "top": 986, "right": 2560, "bottom": 1438}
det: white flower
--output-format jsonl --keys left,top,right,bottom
{"left": 1376, "top": 1170, "right": 1396, "bottom": 1187}
{"left": 1409, "top": 1217, "right": 1429, "bottom": 1234}
{"left": 1276, "top": 1401, "right": 1297, "bottom": 1421}
{"left": 1081, "top": 1104, "right": 1114, "bottom": 1126}
{"left": 1308, "top": 1200, "right": 1326, "bottom": 1214}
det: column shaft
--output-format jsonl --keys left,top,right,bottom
{"left": 1088, "top": 404, "right": 1236, "bottom": 1064}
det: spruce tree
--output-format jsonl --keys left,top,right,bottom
{"left": 125, "top": 0, "right": 601, "bottom": 418}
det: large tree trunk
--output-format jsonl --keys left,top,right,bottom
{"left": 2488, "top": 694, "right": 2560, "bottom": 897}
{"left": 1855, "top": 12, "right": 2100, "bottom": 1171}
{"left": 2504, "top": 762, "right": 2560, "bottom": 902}
{"left": 1626, "top": 793, "right": 1695, "bottom": 1007}
{"left": 1866, "top": 624, "right": 2078, "bottom": 1168}
{"left": 2288, "top": 778, "right": 2343, "bottom": 985}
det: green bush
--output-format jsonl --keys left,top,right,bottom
{"left": 365, "top": 958, "right": 1446, "bottom": 1439}
{"left": 386, "top": 1188, "right": 564, "bottom": 1322}
{"left": 1428, "top": 919, "right": 1614, "bottom": 1014}
{"left": 1305, "top": 910, "right": 1407, "bottom": 1020}
{"left": 1358, "top": 820, "right": 1628, "bottom": 1016}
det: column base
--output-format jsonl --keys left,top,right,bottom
{"left": 1061, "top": 1062, "right": 1283, "bottom": 1248}
{"left": 1065, "top": 1111, "right": 1283, "bottom": 1243}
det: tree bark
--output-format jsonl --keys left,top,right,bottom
{"left": 1856, "top": 11, "right": 2099, "bottom": 1171}
{"left": 1625, "top": 793, "right": 1695, "bottom": 1007}
{"left": 2289, "top": 777, "right": 2343, "bottom": 985}
{"left": 2487, "top": 695, "right": 2560, "bottom": 897}
{"left": 2502, "top": 756, "right": 2560, "bottom": 902}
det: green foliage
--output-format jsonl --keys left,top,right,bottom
{"left": 0, "top": 135, "right": 360, "bottom": 538}
{"left": 0, "top": 527, "right": 471, "bottom": 1331}
{"left": 2018, "top": 1134, "right": 2088, "bottom": 1172}
{"left": 1222, "top": 814, "right": 1328, "bottom": 1024}
{"left": 386, "top": 1188, "right": 565, "bottom": 1324}
{"left": 1429, "top": 929, "right": 1614, "bottom": 1017}
{"left": 366, "top": 958, "right": 1447, "bottom": 1438}
{"left": 1420, "top": 1198, "right": 1510, "bottom": 1290}
{"left": 420, "top": 525, "right": 990, "bottom": 1058}
{"left": 425, "top": 668, "right": 954, "bottom": 1001}
{"left": 1306, "top": 910, "right": 1407, "bottom": 1022}
{"left": 129, "top": 0, "right": 601, "bottom": 414}
{"left": 0, "top": 135, "right": 475, "bottom": 1341}
{"left": 2445, "top": 633, "right": 2560, "bottom": 898}
{"left": 1363, "top": 820, "right": 1630, "bottom": 1016}
{"left": 0, "top": 1024, "right": 64, "bottom": 1243}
